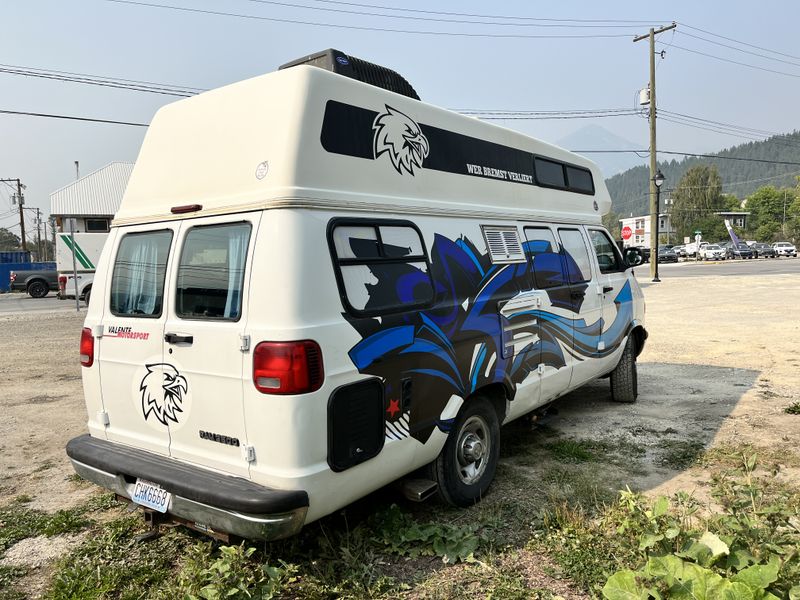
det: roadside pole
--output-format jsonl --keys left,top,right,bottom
{"left": 72, "top": 161, "right": 81, "bottom": 312}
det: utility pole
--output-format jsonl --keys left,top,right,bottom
{"left": 0, "top": 178, "right": 27, "bottom": 252}
{"left": 36, "top": 208, "right": 42, "bottom": 260}
{"left": 634, "top": 22, "right": 676, "bottom": 279}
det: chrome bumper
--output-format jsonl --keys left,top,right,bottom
{"left": 70, "top": 459, "right": 307, "bottom": 540}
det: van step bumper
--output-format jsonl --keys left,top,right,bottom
{"left": 66, "top": 434, "right": 308, "bottom": 540}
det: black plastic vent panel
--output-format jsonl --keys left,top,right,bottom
{"left": 327, "top": 378, "right": 385, "bottom": 472}
{"left": 279, "top": 48, "right": 420, "bottom": 100}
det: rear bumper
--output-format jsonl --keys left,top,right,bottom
{"left": 66, "top": 434, "right": 308, "bottom": 540}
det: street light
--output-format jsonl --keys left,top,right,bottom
{"left": 652, "top": 169, "right": 665, "bottom": 282}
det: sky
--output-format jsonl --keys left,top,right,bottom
{"left": 2, "top": 0, "right": 800, "bottom": 243}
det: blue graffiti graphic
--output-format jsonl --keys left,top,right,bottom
{"left": 345, "top": 233, "right": 633, "bottom": 443}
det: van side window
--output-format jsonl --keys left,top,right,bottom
{"left": 588, "top": 229, "right": 622, "bottom": 273}
{"left": 557, "top": 228, "right": 592, "bottom": 284}
{"left": 524, "top": 227, "right": 566, "bottom": 289}
{"left": 110, "top": 230, "right": 173, "bottom": 317}
{"left": 176, "top": 223, "right": 252, "bottom": 320}
{"left": 329, "top": 221, "right": 434, "bottom": 316}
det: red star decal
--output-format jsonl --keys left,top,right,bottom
{"left": 386, "top": 398, "right": 400, "bottom": 418}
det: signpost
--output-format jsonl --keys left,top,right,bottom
{"left": 694, "top": 231, "right": 702, "bottom": 262}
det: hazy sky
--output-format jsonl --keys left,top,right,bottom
{"left": 2, "top": 0, "right": 800, "bottom": 240}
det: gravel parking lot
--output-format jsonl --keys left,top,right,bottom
{"left": 1, "top": 267, "right": 799, "bottom": 596}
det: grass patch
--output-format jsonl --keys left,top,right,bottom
{"left": 0, "top": 565, "right": 28, "bottom": 600}
{"left": 0, "top": 504, "right": 89, "bottom": 554}
{"left": 785, "top": 402, "right": 800, "bottom": 415}
{"left": 701, "top": 443, "right": 800, "bottom": 469}
{"left": 545, "top": 439, "right": 594, "bottom": 463}
{"left": 47, "top": 516, "right": 188, "bottom": 600}
{"left": 656, "top": 439, "right": 706, "bottom": 469}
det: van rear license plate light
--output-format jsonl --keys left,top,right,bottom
{"left": 253, "top": 341, "right": 323, "bottom": 395}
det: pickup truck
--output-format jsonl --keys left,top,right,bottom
{"left": 9, "top": 269, "right": 59, "bottom": 298}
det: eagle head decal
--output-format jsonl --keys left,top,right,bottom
{"left": 373, "top": 105, "right": 429, "bottom": 176}
{"left": 140, "top": 363, "right": 188, "bottom": 426}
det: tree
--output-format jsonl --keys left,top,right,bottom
{"left": 602, "top": 209, "right": 621, "bottom": 239}
{"left": 670, "top": 166, "right": 724, "bottom": 239}
{"left": 0, "top": 228, "right": 21, "bottom": 251}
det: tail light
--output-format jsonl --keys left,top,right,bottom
{"left": 9, "top": 271, "right": 16, "bottom": 283}
{"left": 253, "top": 340, "right": 323, "bottom": 394}
{"left": 58, "top": 275, "right": 67, "bottom": 295}
{"left": 80, "top": 327, "right": 94, "bottom": 367}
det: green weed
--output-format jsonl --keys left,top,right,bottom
{"left": 785, "top": 402, "right": 800, "bottom": 415}
{"left": 545, "top": 439, "right": 594, "bottom": 463}
{"left": 0, "top": 505, "right": 89, "bottom": 554}
{"left": 0, "top": 564, "right": 27, "bottom": 600}
{"left": 657, "top": 439, "right": 706, "bottom": 469}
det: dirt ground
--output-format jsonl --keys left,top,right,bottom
{"left": 0, "top": 268, "right": 799, "bottom": 595}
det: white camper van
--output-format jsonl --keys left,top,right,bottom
{"left": 67, "top": 50, "right": 647, "bottom": 541}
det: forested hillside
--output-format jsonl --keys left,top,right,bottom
{"left": 606, "top": 131, "right": 800, "bottom": 217}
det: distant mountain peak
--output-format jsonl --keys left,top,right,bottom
{"left": 556, "top": 125, "right": 645, "bottom": 176}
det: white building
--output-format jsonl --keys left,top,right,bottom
{"left": 619, "top": 213, "right": 675, "bottom": 247}
{"left": 50, "top": 162, "right": 133, "bottom": 232}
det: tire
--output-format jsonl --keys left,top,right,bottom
{"left": 610, "top": 337, "right": 638, "bottom": 403}
{"left": 83, "top": 287, "right": 91, "bottom": 306}
{"left": 27, "top": 280, "right": 49, "bottom": 298}
{"left": 427, "top": 396, "right": 501, "bottom": 507}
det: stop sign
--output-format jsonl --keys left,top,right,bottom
{"left": 621, "top": 226, "right": 632, "bottom": 240}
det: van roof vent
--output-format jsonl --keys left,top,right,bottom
{"left": 279, "top": 48, "right": 420, "bottom": 100}
{"left": 482, "top": 226, "right": 526, "bottom": 264}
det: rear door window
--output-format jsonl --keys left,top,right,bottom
{"left": 110, "top": 230, "right": 173, "bottom": 317}
{"left": 524, "top": 227, "right": 566, "bottom": 289}
{"left": 175, "top": 222, "right": 252, "bottom": 320}
{"left": 557, "top": 228, "right": 593, "bottom": 283}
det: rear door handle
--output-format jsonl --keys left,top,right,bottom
{"left": 165, "top": 333, "right": 193, "bottom": 345}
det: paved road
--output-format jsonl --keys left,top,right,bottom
{"left": 0, "top": 293, "right": 83, "bottom": 315}
{"left": 639, "top": 256, "right": 800, "bottom": 280}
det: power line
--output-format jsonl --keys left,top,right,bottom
{"left": 573, "top": 149, "right": 800, "bottom": 166}
{"left": 659, "top": 110, "right": 787, "bottom": 138}
{"left": 98, "top": 0, "right": 638, "bottom": 38}
{"left": 240, "top": 0, "right": 651, "bottom": 28}
{"left": 663, "top": 43, "right": 800, "bottom": 79}
{"left": 677, "top": 22, "right": 800, "bottom": 62}
{"left": 675, "top": 31, "right": 800, "bottom": 69}
{"left": 297, "top": 0, "right": 664, "bottom": 24}
{"left": 0, "top": 109, "right": 149, "bottom": 127}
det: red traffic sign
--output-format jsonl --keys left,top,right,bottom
{"left": 621, "top": 226, "right": 633, "bottom": 240}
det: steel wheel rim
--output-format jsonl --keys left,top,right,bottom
{"left": 455, "top": 414, "right": 491, "bottom": 485}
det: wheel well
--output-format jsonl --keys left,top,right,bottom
{"left": 631, "top": 325, "right": 647, "bottom": 358}
{"left": 26, "top": 278, "right": 46, "bottom": 288}
{"left": 468, "top": 383, "right": 508, "bottom": 423}
{"left": 81, "top": 285, "right": 92, "bottom": 299}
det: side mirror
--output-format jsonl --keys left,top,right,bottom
{"left": 624, "top": 248, "right": 644, "bottom": 268}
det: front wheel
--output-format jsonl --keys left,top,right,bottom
{"left": 428, "top": 396, "right": 500, "bottom": 507}
{"left": 610, "top": 337, "right": 638, "bottom": 403}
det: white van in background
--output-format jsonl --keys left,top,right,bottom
{"left": 67, "top": 49, "right": 647, "bottom": 541}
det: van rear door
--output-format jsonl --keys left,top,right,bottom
{"left": 162, "top": 214, "right": 260, "bottom": 478}
{"left": 98, "top": 225, "right": 177, "bottom": 456}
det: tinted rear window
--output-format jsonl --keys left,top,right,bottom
{"left": 534, "top": 157, "right": 566, "bottom": 188}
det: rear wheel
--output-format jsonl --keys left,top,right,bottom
{"left": 610, "top": 337, "right": 638, "bottom": 403}
{"left": 27, "top": 280, "right": 48, "bottom": 298}
{"left": 83, "top": 287, "right": 92, "bottom": 306}
{"left": 428, "top": 396, "right": 500, "bottom": 507}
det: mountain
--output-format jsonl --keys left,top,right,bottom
{"left": 556, "top": 124, "right": 646, "bottom": 177}
{"left": 606, "top": 131, "right": 800, "bottom": 218}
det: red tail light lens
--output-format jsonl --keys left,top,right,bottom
{"left": 9, "top": 271, "right": 16, "bottom": 283}
{"left": 80, "top": 327, "right": 94, "bottom": 367}
{"left": 253, "top": 340, "right": 323, "bottom": 395}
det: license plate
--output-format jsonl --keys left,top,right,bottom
{"left": 132, "top": 479, "right": 172, "bottom": 513}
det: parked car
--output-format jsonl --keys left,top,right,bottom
{"left": 672, "top": 244, "right": 687, "bottom": 257}
{"left": 657, "top": 246, "right": 678, "bottom": 263}
{"left": 772, "top": 241, "right": 797, "bottom": 257}
{"left": 751, "top": 243, "right": 776, "bottom": 258}
{"left": 724, "top": 242, "right": 754, "bottom": 259}
{"left": 9, "top": 269, "right": 59, "bottom": 298}
{"left": 699, "top": 244, "right": 726, "bottom": 261}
